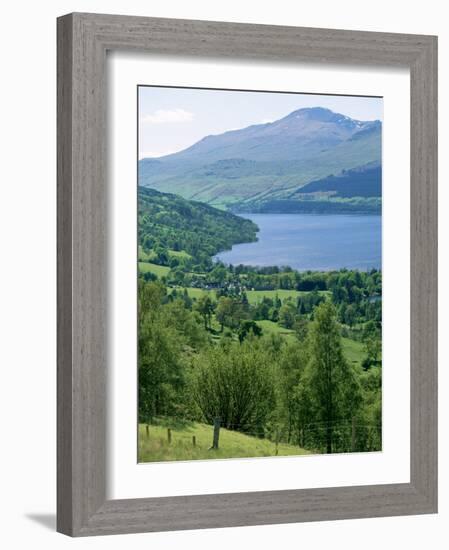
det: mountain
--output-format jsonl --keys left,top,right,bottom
{"left": 139, "top": 107, "right": 381, "bottom": 211}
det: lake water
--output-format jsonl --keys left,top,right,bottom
{"left": 215, "top": 213, "right": 381, "bottom": 271}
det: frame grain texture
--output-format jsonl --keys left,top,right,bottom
{"left": 57, "top": 12, "right": 438, "bottom": 536}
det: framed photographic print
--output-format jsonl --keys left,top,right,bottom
{"left": 57, "top": 13, "right": 438, "bottom": 536}
{"left": 136, "top": 85, "right": 383, "bottom": 463}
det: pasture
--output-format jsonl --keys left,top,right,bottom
{"left": 138, "top": 422, "right": 310, "bottom": 462}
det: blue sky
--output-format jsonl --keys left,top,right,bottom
{"left": 138, "top": 86, "right": 383, "bottom": 159}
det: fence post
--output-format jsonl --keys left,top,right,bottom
{"left": 351, "top": 417, "right": 356, "bottom": 452}
{"left": 212, "top": 417, "right": 221, "bottom": 450}
{"left": 192, "top": 435, "right": 196, "bottom": 447}
{"left": 145, "top": 424, "right": 149, "bottom": 439}
{"left": 275, "top": 428, "right": 279, "bottom": 456}
{"left": 167, "top": 428, "right": 172, "bottom": 444}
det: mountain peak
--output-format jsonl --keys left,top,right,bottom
{"left": 283, "top": 107, "right": 360, "bottom": 125}
{"left": 288, "top": 106, "right": 334, "bottom": 117}
{"left": 140, "top": 105, "right": 381, "bottom": 168}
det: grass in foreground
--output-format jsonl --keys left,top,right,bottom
{"left": 138, "top": 422, "right": 310, "bottom": 462}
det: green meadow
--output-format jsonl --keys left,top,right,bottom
{"left": 138, "top": 262, "right": 171, "bottom": 277}
{"left": 138, "top": 422, "right": 310, "bottom": 462}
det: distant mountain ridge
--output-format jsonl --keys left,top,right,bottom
{"left": 296, "top": 162, "right": 381, "bottom": 198}
{"left": 139, "top": 107, "right": 381, "bottom": 211}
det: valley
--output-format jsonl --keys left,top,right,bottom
{"left": 137, "top": 185, "right": 382, "bottom": 460}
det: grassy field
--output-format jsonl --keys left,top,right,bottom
{"left": 179, "top": 287, "right": 210, "bottom": 299}
{"left": 246, "top": 289, "right": 299, "bottom": 304}
{"left": 138, "top": 262, "right": 171, "bottom": 277}
{"left": 246, "top": 289, "right": 329, "bottom": 305}
{"left": 341, "top": 337, "right": 365, "bottom": 368}
{"left": 256, "top": 319, "right": 295, "bottom": 340}
{"left": 138, "top": 422, "right": 310, "bottom": 462}
{"left": 256, "top": 322, "right": 366, "bottom": 368}
{"left": 169, "top": 249, "right": 191, "bottom": 259}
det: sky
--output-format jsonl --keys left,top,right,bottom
{"left": 138, "top": 86, "right": 383, "bottom": 159}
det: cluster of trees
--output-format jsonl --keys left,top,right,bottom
{"left": 139, "top": 279, "right": 382, "bottom": 453}
{"left": 149, "top": 264, "right": 382, "bottom": 333}
{"left": 163, "top": 262, "right": 379, "bottom": 293}
{"left": 174, "top": 283, "right": 378, "bottom": 341}
{"left": 151, "top": 278, "right": 381, "bottom": 373}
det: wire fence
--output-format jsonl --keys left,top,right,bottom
{"left": 141, "top": 416, "right": 382, "bottom": 455}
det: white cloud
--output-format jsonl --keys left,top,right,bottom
{"left": 141, "top": 108, "right": 194, "bottom": 124}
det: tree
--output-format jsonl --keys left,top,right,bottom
{"left": 139, "top": 318, "right": 184, "bottom": 422}
{"left": 170, "top": 266, "right": 185, "bottom": 285}
{"left": 194, "top": 294, "right": 215, "bottom": 330}
{"left": 138, "top": 281, "right": 184, "bottom": 423}
{"left": 215, "top": 296, "right": 234, "bottom": 332}
{"left": 298, "top": 300, "right": 307, "bottom": 315}
{"left": 344, "top": 303, "right": 357, "bottom": 327}
{"left": 238, "top": 320, "right": 262, "bottom": 342}
{"left": 253, "top": 297, "right": 271, "bottom": 320}
{"left": 215, "top": 296, "right": 247, "bottom": 331}
{"left": 363, "top": 320, "right": 380, "bottom": 340}
{"left": 154, "top": 245, "right": 169, "bottom": 265}
{"left": 161, "top": 298, "right": 209, "bottom": 350}
{"left": 279, "top": 302, "right": 297, "bottom": 329}
{"left": 277, "top": 342, "right": 309, "bottom": 444}
{"left": 363, "top": 337, "right": 382, "bottom": 370}
{"left": 193, "top": 340, "right": 275, "bottom": 433}
{"left": 138, "top": 279, "right": 166, "bottom": 324}
{"left": 270, "top": 307, "right": 279, "bottom": 323}
{"left": 209, "top": 264, "right": 227, "bottom": 285}
{"left": 305, "top": 302, "right": 361, "bottom": 453}
{"left": 293, "top": 317, "right": 309, "bottom": 342}
{"left": 181, "top": 288, "right": 193, "bottom": 310}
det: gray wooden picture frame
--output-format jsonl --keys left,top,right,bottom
{"left": 57, "top": 12, "right": 438, "bottom": 537}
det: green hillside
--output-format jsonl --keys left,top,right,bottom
{"left": 296, "top": 163, "right": 381, "bottom": 198}
{"left": 138, "top": 186, "right": 258, "bottom": 268}
{"left": 138, "top": 422, "right": 310, "bottom": 462}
